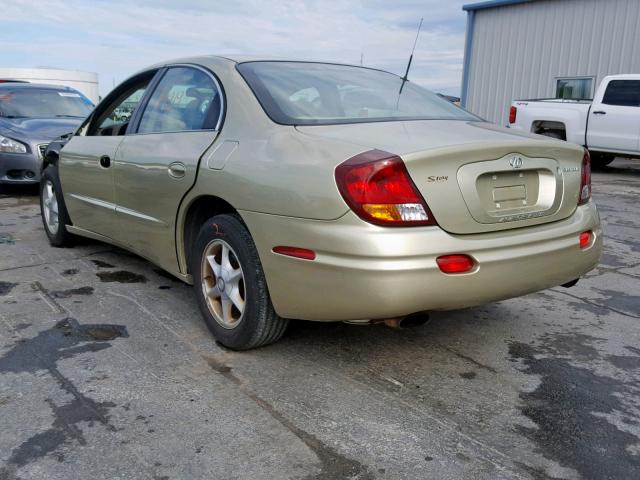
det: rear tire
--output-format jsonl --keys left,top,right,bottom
{"left": 590, "top": 152, "right": 615, "bottom": 168}
{"left": 40, "top": 165, "right": 75, "bottom": 247}
{"left": 191, "top": 214, "right": 288, "bottom": 350}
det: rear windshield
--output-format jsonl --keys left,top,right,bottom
{"left": 237, "top": 61, "right": 477, "bottom": 126}
{"left": 0, "top": 88, "right": 93, "bottom": 119}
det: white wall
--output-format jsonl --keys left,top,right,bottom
{"left": 464, "top": 0, "right": 640, "bottom": 125}
{"left": 0, "top": 68, "right": 99, "bottom": 104}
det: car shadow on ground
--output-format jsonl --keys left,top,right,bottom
{"left": 595, "top": 157, "right": 640, "bottom": 177}
{"left": 0, "top": 184, "right": 39, "bottom": 197}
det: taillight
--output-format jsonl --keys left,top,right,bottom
{"left": 436, "top": 254, "right": 476, "bottom": 274}
{"left": 578, "top": 150, "right": 591, "bottom": 205}
{"left": 335, "top": 150, "right": 436, "bottom": 227}
{"left": 509, "top": 106, "right": 517, "bottom": 124}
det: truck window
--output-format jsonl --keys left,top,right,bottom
{"left": 555, "top": 78, "right": 593, "bottom": 100}
{"left": 602, "top": 80, "right": 640, "bottom": 107}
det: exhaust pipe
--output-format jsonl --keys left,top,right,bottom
{"left": 343, "top": 313, "right": 430, "bottom": 329}
{"left": 384, "top": 313, "right": 430, "bottom": 329}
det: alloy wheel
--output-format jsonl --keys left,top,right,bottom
{"left": 42, "top": 180, "right": 59, "bottom": 235}
{"left": 201, "top": 239, "right": 246, "bottom": 329}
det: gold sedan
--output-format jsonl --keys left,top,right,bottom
{"left": 39, "top": 56, "right": 602, "bottom": 349}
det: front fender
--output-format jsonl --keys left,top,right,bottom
{"left": 42, "top": 133, "right": 74, "bottom": 171}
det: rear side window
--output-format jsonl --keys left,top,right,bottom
{"left": 602, "top": 80, "right": 640, "bottom": 107}
{"left": 137, "top": 67, "right": 221, "bottom": 134}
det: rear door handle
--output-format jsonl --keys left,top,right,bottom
{"left": 592, "top": 110, "right": 607, "bottom": 115}
{"left": 99, "top": 155, "right": 111, "bottom": 168}
{"left": 168, "top": 162, "right": 186, "bottom": 178}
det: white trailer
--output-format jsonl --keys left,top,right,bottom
{"left": 0, "top": 68, "right": 99, "bottom": 104}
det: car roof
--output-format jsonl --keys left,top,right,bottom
{"left": 602, "top": 73, "right": 640, "bottom": 81}
{"left": 155, "top": 54, "right": 374, "bottom": 67}
{"left": 150, "top": 54, "right": 400, "bottom": 79}
{"left": 209, "top": 54, "right": 293, "bottom": 64}
{"left": 210, "top": 55, "right": 394, "bottom": 72}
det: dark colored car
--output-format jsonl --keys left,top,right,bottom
{"left": 0, "top": 83, "right": 93, "bottom": 185}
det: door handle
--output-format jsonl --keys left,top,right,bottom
{"left": 99, "top": 155, "right": 111, "bottom": 168}
{"left": 592, "top": 110, "right": 607, "bottom": 115}
{"left": 168, "top": 162, "right": 186, "bottom": 178}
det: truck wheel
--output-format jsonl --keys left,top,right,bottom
{"left": 40, "top": 165, "right": 75, "bottom": 247}
{"left": 590, "top": 152, "right": 615, "bottom": 168}
{"left": 191, "top": 214, "right": 289, "bottom": 350}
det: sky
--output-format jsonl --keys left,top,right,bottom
{"left": 1, "top": 0, "right": 470, "bottom": 98}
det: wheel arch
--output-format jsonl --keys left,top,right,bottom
{"left": 42, "top": 150, "right": 59, "bottom": 171}
{"left": 178, "top": 194, "right": 240, "bottom": 275}
{"left": 531, "top": 120, "right": 567, "bottom": 140}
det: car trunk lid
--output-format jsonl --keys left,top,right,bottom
{"left": 296, "top": 120, "right": 586, "bottom": 234}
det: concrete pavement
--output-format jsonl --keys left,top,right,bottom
{"left": 1, "top": 159, "right": 639, "bottom": 480}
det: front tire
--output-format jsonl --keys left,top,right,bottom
{"left": 40, "top": 165, "right": 75, "bottom": 247}
{"left": 191, "top": 214, "right": 288, "bottom": 350}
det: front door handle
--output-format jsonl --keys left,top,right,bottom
{"left": 168, "top": 162, "right": 186, "bottom": 178}
{"left": 592, "top": 110, "right": 607, "bottom": 115}
{"left": 99, "top": 155, "right": 111, "bottom": 168}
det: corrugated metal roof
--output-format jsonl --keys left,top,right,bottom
{"left": 463, "top": 0, "right": 537, "bottom": 11}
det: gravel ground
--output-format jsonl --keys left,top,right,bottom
{"left": 1, "top": 158, "right": 639, "bottom": 480}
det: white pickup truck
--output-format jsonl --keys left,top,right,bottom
{"left": 509, "top": 74, "right": 640, "bottom": 167}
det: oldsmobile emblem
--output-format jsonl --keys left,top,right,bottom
{"left": 509, "top": 156, "right": 523, "bottom": 169}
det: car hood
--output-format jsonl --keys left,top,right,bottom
{"left": 295, "top": 120, "right": 552, "bottom": 156}
{"left": 0, "top": 117, "right": 83, "bottom": 141}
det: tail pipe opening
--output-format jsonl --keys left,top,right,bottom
{"left": 343, "top": 312, "right": 431, "bottom": 329}
{"left": 383, "top": 312, "right": 431, "bottom": 329}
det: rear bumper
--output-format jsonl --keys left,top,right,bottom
{"left": 0, "top": 151, "right": 41, "bottom": 184}
{"left": 241, "top": 202, "right": 602, "bottom": 321}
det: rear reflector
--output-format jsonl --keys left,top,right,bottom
{"left": 579, "top": 231, "right": 592, "bottom": 249}
{"left": 272, "top": 246, "right": 316, "bottom": 260}
{"left": 436, "top": 254, "right": 475, "bottom": 274}
{"left": 509, "top": 106, "right": 517, "bottom": 124}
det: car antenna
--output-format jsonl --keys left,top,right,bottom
{"left": 398, "top": 17, "right": 423, "bottom": 97}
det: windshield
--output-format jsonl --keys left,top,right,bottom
{"left": 0, "top": 88, "right": 93, "bottom": 118}
{"left": 237, "top": 61, "right": 477, "bottom": 126}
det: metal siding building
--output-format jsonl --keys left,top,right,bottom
{"left": 461, "top": 0, "right": 640, "bottom": 126}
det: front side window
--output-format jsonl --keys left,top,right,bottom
{"left": 137, "top": 67, "right": 221, "bottom": 134}
{"left": 0, "top": 88, "right": 93, "bottom": 119}
{"left": 555, "top": 78, "right": 593, "bottom": 100}
{"left": 88, "top": 72, "right": 155, "bottom": 136}
{"left": 602, "top": 80, "right": 640, "bottom": 107}
{"left": 237, "top": 61, "right": 477, "bottom": 126}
